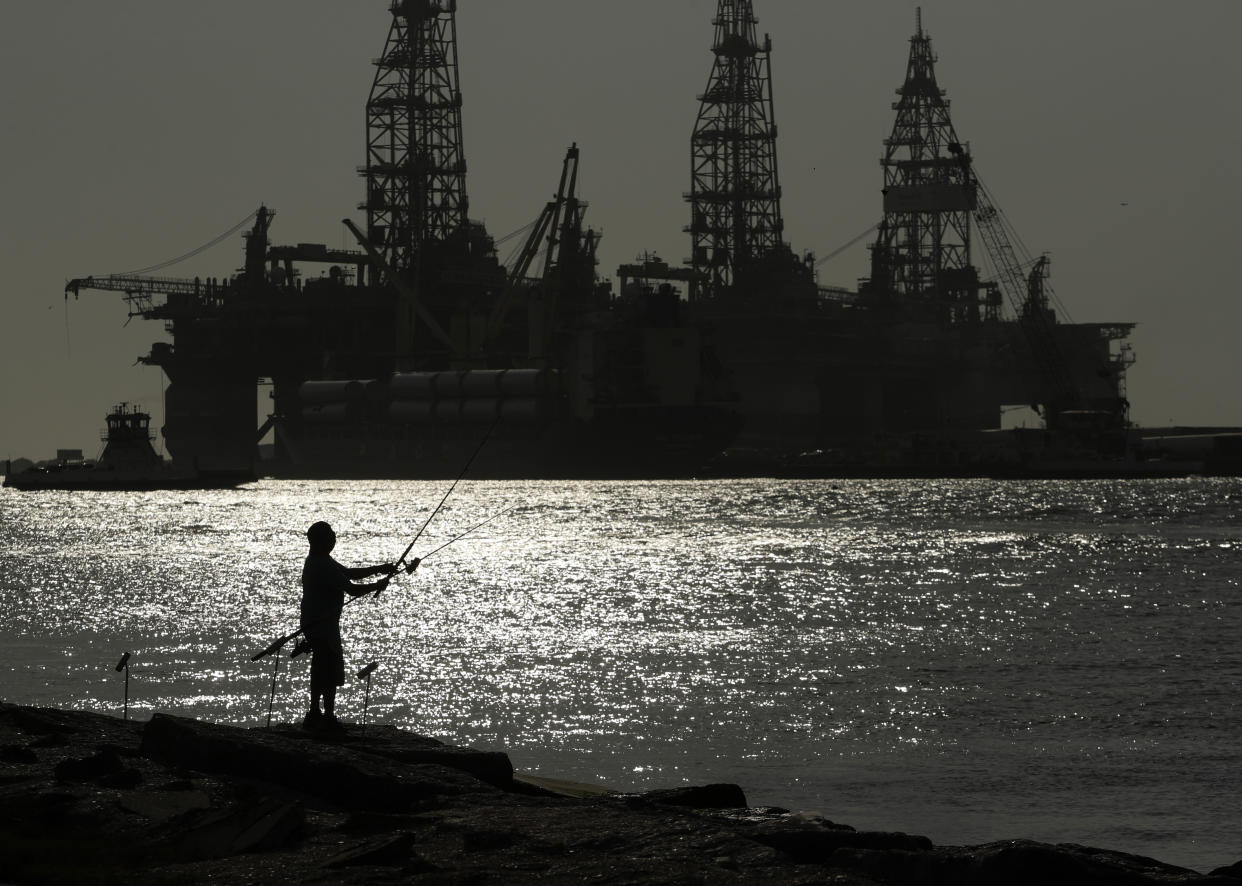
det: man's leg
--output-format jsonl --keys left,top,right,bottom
{"left": 305, "top": 642, "right": 326, "bottom": 727}
{"left": 309, "top": 670, "right": 323, "bottom": 713}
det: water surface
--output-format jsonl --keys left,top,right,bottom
{"left": 2, "top": 478, "right": 1239, "bottom": 872}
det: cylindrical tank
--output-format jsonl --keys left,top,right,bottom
{"left": 499, "top": 369, "right": 544, "bottom": 398}
{"left": 298, "top": 380, "right": 365, "bottom": 404}
{"left": 389, "top": 401, "right": 436, "bottom": 424}
{"left": 390, "top": 372, "right": 437, "bottom": 401}
{"left": 461, "top": 399, "right": 499, "bottom": 423}
{"left": 433, "top": 399, "right": 463, "bottom": 423}
{"left": 434, "top": 371, "right": 465, "bottom": 399}
{"left": 302, "top": 403, "right": 352, "bottom": 424}
{"left": 500, "top": 398, "right": 540, "bottom": 423}
{"left": 461, "top": 370, "right": 505, "bottom": 399}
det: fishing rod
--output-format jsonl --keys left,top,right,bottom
{"left": 393, "top": 419, "right": 497, "bottom": 573}
{"left": 251, "top": 422, "right": 499, "bottom": 663}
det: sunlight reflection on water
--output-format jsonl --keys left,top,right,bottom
{"left": 3, "top": 478, "right": 1242, "bottom": 870}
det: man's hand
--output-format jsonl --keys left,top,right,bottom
{"left": 405, "top": 557, "right": 421, "bottom": 575}
{"left": 373, "top": 577, "right": 390, "bottom": 598}
{"left": 377, "top": 563, "right": 399, "bottom": 576}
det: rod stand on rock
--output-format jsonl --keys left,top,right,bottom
{"left": 115, "top": 651, "right": 131, "bottom": 721}
{"left": 357, "top": 661, "right": 379, "bottom": 731}
{"left": 265, "top": 645, "right": 285, "bottom": 729}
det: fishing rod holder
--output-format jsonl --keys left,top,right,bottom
{"left": 115, "top": 652, "right": 131, "bottom": 721}
{"left": 357, "top": 662, "right": 379, "bottom": 731}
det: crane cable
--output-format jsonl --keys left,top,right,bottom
{"left": 973, "top": 176, "right": 1074, "bottom": 322}
{"left": 815, "top": 222, "right": 881, "bottom": 269}
{"left": 115, "top": 207, "right": 262, "bottom": 277}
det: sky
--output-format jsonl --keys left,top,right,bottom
{"left": 2, "top": 1, "right": 1240, "bottom": 460}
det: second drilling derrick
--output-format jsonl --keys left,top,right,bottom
{"left": 688, "top": 0, "right": 788, "bottom": 299}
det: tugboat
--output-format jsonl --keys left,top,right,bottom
{"left": 3, "top": 404, "right": 242, "bottom": 491}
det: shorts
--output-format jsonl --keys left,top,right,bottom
{"left": 304, "top": 625, "right": 345, "bottom": 688}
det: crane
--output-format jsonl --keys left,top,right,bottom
{"left": 971, "top": 176, "right": 1082, "bottom": 426}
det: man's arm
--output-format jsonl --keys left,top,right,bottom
{"left": 343, "top": 563, "right": 398, "bottom": 580}
{"left": 346, "top": 576, "right": 390, "bottom": 598}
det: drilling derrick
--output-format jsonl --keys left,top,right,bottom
{"left": 869, "top": 10, "right": 980, "bottom": 316}
{"left": 363, "top": 0, "right": 469, "bottom": 275}
{"left": 688, "top": 0, "right": 785, "bottom": 298}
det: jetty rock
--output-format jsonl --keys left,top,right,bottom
{"left": 2, "top": 703, "right": 1240, "bottom": 885}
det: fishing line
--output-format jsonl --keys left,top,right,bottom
{"left": 417, "top": 504, "right": 517, "bottom": 563}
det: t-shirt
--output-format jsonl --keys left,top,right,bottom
{"left": 300, "top": 554, "right": 353, "bottom": 630}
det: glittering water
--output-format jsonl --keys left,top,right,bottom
{"left": 3, "top": 478, "right": 1241, "bottom": 872}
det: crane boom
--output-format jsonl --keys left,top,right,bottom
{"left": 971, "top": 179, "right": 1081, "bottom": 420}
{"left": 65, "top": 275, "right": 214, "bottom": 318}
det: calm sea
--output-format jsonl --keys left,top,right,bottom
{"left": 2, "top": 478, "right": 1240, "bottom": 872}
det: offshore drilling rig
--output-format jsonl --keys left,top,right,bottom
{"left": 66, "top": 1, "right": 740, "bottom": 479}
{"left": 64, "top": 1, "right": 1139, "bottom": 478}
{"left": 667, "top": 1, "right": 1135, "bottom": 470}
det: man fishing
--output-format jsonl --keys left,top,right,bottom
{"left": 300, "top": 520, "right": 398, "bottom": 732}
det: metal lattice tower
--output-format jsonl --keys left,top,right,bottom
{"left": 363, "top": 0, "right": 468, "bottom": 274}
{"left": 870, "top": 9, "right": 976, "bottom": 301}
{"left": 687, "top": 0, "right": 784, "bottom": 297}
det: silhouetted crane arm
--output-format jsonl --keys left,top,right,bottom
{"left": 64, "top": 275, "right": 206, "bottom": 318}
{"left": 485, "top": 202, "right": 557, "bottom": 346}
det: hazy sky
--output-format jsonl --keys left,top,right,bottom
{"left": 3, "top": 1, "right": 1240, "bottom": 459}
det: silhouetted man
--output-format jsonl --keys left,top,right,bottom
{"left": 301, "top": 521, "right": 396, "bottom": 732}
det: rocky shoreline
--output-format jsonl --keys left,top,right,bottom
{"left": 1, "top": 703, "right": 1239, "bottom": 885}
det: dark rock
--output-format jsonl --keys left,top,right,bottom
{"left": 165, "top": 798, "right": 305, "bottom": 861}
{"left": 637, "top": 783, "right": 750, "bottom": 809}
{"left": 0, "top": 790, "right": 80, "bottom": 825}
{"left": 1, "top": 744, "right": 38, "bottom": 764}
{"left": 323, "top": 832, "right": 428, "bottom": 869}
{"left": 4, "top": 708, "right": 79, "bottom": 736}
{"left": 30, "top": 733, "right": 69, "bottom": 749}
{"left": 312, "top": 723, "right": 515, "bottom": 790}
{"left": 747, "top": 815, "right": 932, "bottom": 864}
{"left": 833, "top": 840, "right": 1236, "bottom": 886}
{"left": 967, "top": 841, "right": 1233, "bottom": 885}
{"left": 99, "top": 767, "right": 144, "bottom": 789}
{"left": 119, "top": 789, "right": 213, "bottom": 822}
{"left": 337, "top": 810, "right": 418, "bottom": 835}
{"left": 54, "top": 747, "right": 124, "bottom": 783}
{"left": 156, "top": 779, "right": 197, "bottom": 792}
{"left": 139, "top": 714, "right": 502, "bottom": 813}
{"left": 3, "top": 704, "right": 1235, "bottom": 886}
{"left": 461, "top": 827, "right": 517, "bottom": 852}
{"left": 1211, "top": 861, "right": 1242, "bottom": 880}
